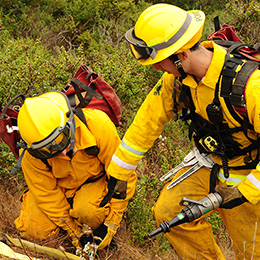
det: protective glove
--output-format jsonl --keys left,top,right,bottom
{"left": 215, "top": 185, "right": 248, "bottom": 209}
{"left": 97, "top": 225, "right": 117, "bottom": 250}
{"left": 60, "top": 217, "right": 82, "bottom": 247}
{"left": 79, "top": 223, "right": 117, "bottom": 250}
{"left": 79, "top": 223, "right": 107, "bottom": 247}
{"left": 99, "top": 176, "right": 127, "bottom": 207}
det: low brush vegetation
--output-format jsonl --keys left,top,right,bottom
{"left": 0, "top": 0, "right": 259, "bottom": 259}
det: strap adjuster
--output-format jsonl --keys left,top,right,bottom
{"left": 174, "top": 59, "right": 182, "bottom": 69}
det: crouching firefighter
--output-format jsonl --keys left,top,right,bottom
{"left": 99, "top": 3, "right": 260, "bottom": 260}
{"left": 13, "top": 91, "right": 136, "bottom": 251}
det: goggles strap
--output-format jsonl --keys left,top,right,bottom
{"left": 170, "top": 54, "right": 187, "bottom": 79}
{"left": 150, "top": 49, "right": 157, "bottom": 60}
{"left": 127, "top": 13, "right": 192, "bottom": 61}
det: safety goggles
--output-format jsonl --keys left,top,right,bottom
{"left": 125, "top": 13, "right": 192, "bottom": 61}
{"left": 10, "top": 91, "right": 76, "bottom": 175}
{"left": 27, "top": 124, "right": 71, "bottom": 159}
{"left": 26, "top": 92, "right": 76, "bottom": 160}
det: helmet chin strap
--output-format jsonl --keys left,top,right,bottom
{"left": 169, "top": 54, "right": 187, "bottom": 79}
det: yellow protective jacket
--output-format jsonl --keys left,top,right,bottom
{"left": 108, "top": 41, "right": 260, "bottom": 204}
{"left": 20, "top": 108, "right": 136, "bottom": 235}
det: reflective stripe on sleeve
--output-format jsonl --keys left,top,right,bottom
{"left": 218, "top": 169, "right": 247, "bottom": 186}
{"left": 119, "top": 138, "right": 147, "bottom": 158}
{"left": 112, "top": 154, "right": 137, "bottom": 170}
{"left": 247, "top": 173, "right": 260, "bottom": 190}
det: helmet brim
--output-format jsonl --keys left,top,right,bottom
{"left": 126, "top": 10, "right": 205, "bottom": 66}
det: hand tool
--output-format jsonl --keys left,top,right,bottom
{"left": 160, "top": 147, "right": 214, "bottom": 190}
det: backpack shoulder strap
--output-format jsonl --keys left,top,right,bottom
{"left": 74, "top": 107, "right": 100, "bottom": 156}
{"left": 0, "top": 94, "right": 25, "bottom": 119}
{"left": 220, "top": 55, "right": 260, "bottom": 125}
{"left": 71, "top": 78, "right": 103, "bottom": 108}
{"left": 74, "top": 106, "right": 87, "bottom": 125}
{"left": 228, "top": 60, "right": 259, "bottom": 107}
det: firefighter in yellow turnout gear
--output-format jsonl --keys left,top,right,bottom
{"left": 99, "top": 4, "right": 260, "bottom": 260}
{"left": 14, "top": 91, "right": 136, "bottom": 251}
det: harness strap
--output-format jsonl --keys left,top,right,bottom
{"left": 71, "top": 78, "right": 103, "bottom": 108}
{"left": 175, "top": 49, "right": 260, "bottom": 171}
{"left": 0, "top": 94, "right": 25, "bottom": 119}
{"left": 219, "top": 55, "right": 260, "bottom": 169}
{"left": 170, "top": 55, "right": 187, "bottom": 79}
{"left": 221, "top": 58, "right": 260, "bottom": 113}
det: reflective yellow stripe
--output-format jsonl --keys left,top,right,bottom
{"left": 218, "top": 169, "right": 247, "bottom": 186}
{"left": 111, "top": 154, "right": 137, "bottom": 170}
{"left": 247, "top": 173, "right": 260, "bottom": 190}
{"left": 119, "top": 138, "right": 148, "bottom": 158}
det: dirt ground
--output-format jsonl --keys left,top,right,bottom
{"left": 0, "top": 178, "right": 236, "bottom": 260}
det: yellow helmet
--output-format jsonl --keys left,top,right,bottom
{"left": 17, "top": 91, "right": 75, "bottom": 159}
{"left": 125, "top": 4, "right": 205, "bottom": 65}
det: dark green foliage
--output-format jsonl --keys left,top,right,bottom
{"left": 147, "top": 0, "right": 228, "bottom": 13}
{"left": 225, "top": 0, "right": 260, "bottom": 44}
{"left": 128, "top": 173, "right": 160, "bottom": 245}
{"left": 0, "top": 33, "right": 85, "bottom": 104}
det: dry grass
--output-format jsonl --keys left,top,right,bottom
{"left": 0, "top": 179, "right": 178, "bottom": 260}
{"left": 0, "top": 175, "right": 235, "bottom": 260}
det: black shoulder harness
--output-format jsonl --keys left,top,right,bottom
{"left": 176, "top": 51, "right": 260, "bottom": 178}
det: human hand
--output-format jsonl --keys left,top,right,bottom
{"left": 99, "top": 176, "right": 127, "bottom": 207}
{"left": 215, "top": 185, "right": 248, "bottom": 209}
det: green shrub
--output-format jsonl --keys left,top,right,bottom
{"left": 205, "top": 211, "right": 228, "bottom": 241}
{"left": 81, "top": 42, "right": 162, "bottom": 136}
{"left": 0, "top": 35, "right": 86, "bottom": 105}
{"left": 225, "top": 0, "right": 260, "bottom": 44}
{"left": 127, "top": 172, "right": 163, "bottom": 245}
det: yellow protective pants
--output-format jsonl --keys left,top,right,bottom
{"left": 14, "top": 175, "right": 109, "bottom": 241}
{"left": 153, "top": 166, "right": 260, "bottom": 260}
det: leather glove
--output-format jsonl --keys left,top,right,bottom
{"left": 80, "top": 223, "right": 107, "bottom": 247}
{"left": 97, "top": 225, "right": 117, "bottom": 250}
{"left": 60, "top": 217, "right": 82, "bottom": 247}
{"left": 79, "top": 223, "right": 117, "bottom": 250}
{"left": 99, "top": 176, "right": 127, "bottom": 207}
{"left": 215, "top": 185, "right": 248, "bottom": 209}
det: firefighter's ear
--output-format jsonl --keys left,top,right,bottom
{"left": 177, "top": 51, "right": 188, "bottom": 61}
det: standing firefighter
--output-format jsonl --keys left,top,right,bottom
{"left": 100, "top": 3, "right": 260, "bottom": 260}
{"left": 14, "top": 91, "right": 136, "bottom": 251}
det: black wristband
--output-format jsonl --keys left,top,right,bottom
{"left": 220, "top": 196, "right": 248, "bottom": 209}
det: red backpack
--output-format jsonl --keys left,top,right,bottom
{"left": 0, "top": 95, "right": 25, "bottom": 159}
{"left": 208, "top": 16, "right": 260, "bottom": 62}
{"left": 61, "top": 64, "right": 122, "bottom": 126}
{"left": 0, "top": 64, "right": 122, "bottom": 159}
